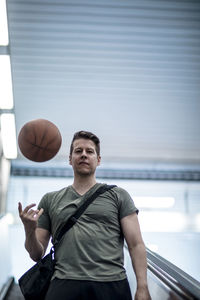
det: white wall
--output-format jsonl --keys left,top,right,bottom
{"left": 0, "top": 215, "right": 12, "bottom": 290}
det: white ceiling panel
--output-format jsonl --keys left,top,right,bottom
{"left": 4, "top": 0, "right": 200, "bottom": 167}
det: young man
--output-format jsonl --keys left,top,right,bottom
{"left": 18, "top": 131, "right": 151, "bottom": 300}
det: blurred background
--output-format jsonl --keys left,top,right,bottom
{"left": 0, "top": 0, "right": 200, "bottom": 298}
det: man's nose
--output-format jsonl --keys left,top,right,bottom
{"left": 81, "top": 150, "right": 87, "bottom": 157}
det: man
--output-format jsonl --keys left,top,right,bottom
{"left": 18, "top": 130, "right": 151, "bottom": 300}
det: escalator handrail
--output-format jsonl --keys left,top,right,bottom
{"left": 146, "top": 248, "right": 200, "bottom": 300}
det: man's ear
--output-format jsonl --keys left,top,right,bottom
{"left": 69, "top": 155, "right": 72, "bottom": 165}
{"left": 97, "top": 156, "right": 101, "bottom": 166}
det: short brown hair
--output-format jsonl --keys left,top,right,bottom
{"left": 70, "top": 131, "right": 100, "bottom": 156}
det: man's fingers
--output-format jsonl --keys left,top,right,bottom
{"left": 38, "top": 208, "right": 44, "bottom": 217}
{"left": 23, "top": 204, "right": 36, "bottom": 214}
{"left": 32, "top": 208, "right": 43, "bottom": 220}
{"left": 27, "top": 209, "right": 34, "bottom": 215}
{"left": 18, "top": 203, "right": 43, "bottom": 222}
{"left": 18, "top": 202, "right": 22, "bottom": 214}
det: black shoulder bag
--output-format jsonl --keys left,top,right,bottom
{"left": 18, "top": 184, "right": 116, "bottom": 300}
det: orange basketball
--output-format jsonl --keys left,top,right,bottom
{"left": 18, "top": 119, "right": 62, "bottom": 162}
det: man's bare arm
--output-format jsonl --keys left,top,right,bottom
{"left": 121, "top": 213, "right": 151, "bottom": 300}
{"left": 18, "top": 202, "right": 50, "bottom": 262}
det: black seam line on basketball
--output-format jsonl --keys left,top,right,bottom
{"left": 29, "top": 142, "right": 56, "bottom": 153}
{"left": 45, "top": 136, "right": 61, "bottom": 147}
{"left": 35, "top": 126, "right": 48, "bottom": 148}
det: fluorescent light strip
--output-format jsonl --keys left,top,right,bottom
{"left": 1, "top": 113, "right": 17, "bottom": 159}
{"left": 0, "top": 55, "right": 14, "bottom": 109}
{"left": 0, "top": 0, "right": 9, "bottom": 45}
{"left": 139, "top": 212, "right": 187, "bottom": 232}
{"left": 195, "top": 214, "right": 200, "bottom": 231}
{"left": 133, "top": 196, "right": 175, "bottom": 208}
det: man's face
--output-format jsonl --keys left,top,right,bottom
{"left": 69, "top": 138, "right": 101, "bottom": 176}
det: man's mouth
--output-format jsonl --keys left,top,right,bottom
{"left": 79, "top": 162, "right": 89, "bottom": 165}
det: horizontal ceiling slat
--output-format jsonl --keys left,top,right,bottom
{"left": 7, "top": 0, "right": 200, "bottom": 13}
{"left": 8, "top": 10, "right": 200, "bottom": 24}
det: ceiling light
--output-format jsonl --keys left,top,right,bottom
{"left": 195, "top": 214, "right": 200, "bottom": 231}
{"left": 0, "top": 55, "right": 14, "bottom": 109}
{"left": 0, "top": 0, "right": 9, "bottom": 45}
{"left": 4, "top": 213, "right": 14, "bottom": 225}
{"left": 133, "top": 196, "right": 175, "bottom": 208}
{"left": 139, "top": 212, "right": 187, "bottom": 232}
{"left": 1, "top": 113, "right": 17, "bottom": 159}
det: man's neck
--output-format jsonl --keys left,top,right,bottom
{"left": 72, "top": 176, "right": 97, "bottom": 195}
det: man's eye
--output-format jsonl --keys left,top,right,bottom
{"left": 75, "top": 149, "right": 82, "bottom": 153}
{"left": 87, "top": 150, "right": 94, "bottom": 153}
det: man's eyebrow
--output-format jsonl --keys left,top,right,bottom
{"left": 74, "top": 147, "right": 95, "bottom": 150}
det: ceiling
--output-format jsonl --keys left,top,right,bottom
{"left": 5, "top": 0, "right": 200, "bottom": 171}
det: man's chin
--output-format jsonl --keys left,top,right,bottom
{"left": 77, "top": 170, "right": 93, "bottom": 176}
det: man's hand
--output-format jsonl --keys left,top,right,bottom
{"left": 18, "top": 202, "right": 43, "bottom": 231}
{"left": 135, "top": 286, "right": 151, "bottom": 300}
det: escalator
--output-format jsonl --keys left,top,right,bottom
{"left": 125, "top": 246, "right": 200, "bottom": 300}
{"left": 146, "top": 248, "right": 200, "bottom": 299}
{"left": 2, "top": 248, "right": 200, "bottom": 300}
{"left": 3, "top": 281, "right": 23, "bottom": 300}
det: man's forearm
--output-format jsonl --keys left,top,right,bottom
{"left": 24, "top": 228, "right": 44, "bottom": 261}
{"left": 129, "top": 242, "right": 148, "bottom": 288}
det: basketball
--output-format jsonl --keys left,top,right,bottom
{"left": 18, "top": 119, "right": 62, "bottom": 162}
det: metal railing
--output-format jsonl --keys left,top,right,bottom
{"left": 146, "top": 248, "right": 200, "bottom": 300}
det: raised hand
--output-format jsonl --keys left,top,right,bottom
{"left": 18, "top": 202, "right": 44, "bottom": 231}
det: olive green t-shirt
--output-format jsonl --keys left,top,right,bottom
{"left": 37, "top": 183, "right": 138, "bottom": 281}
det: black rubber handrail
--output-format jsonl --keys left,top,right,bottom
{"left": 0, "top": 277, "right": 14, "bottom": 300}
{"left": 146, "top": 248, "right": 200, "bottom": 300}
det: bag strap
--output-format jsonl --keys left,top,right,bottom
{"left": 54, "top": 184, "right": 116, "bottom": 247}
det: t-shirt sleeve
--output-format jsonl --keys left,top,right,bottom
{"left": 115, "top": 187, "right": 139, "bottom": 220}
{"left": 37, "top": 193, "right": 51, "bottom": 232}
